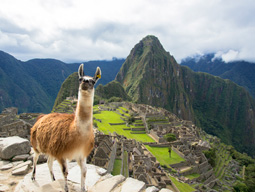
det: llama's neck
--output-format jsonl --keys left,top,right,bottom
{"left": 75, "top": 90, "right": 94, "bottom": 131}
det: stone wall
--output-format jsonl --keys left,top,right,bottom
{"left": 0, "top": 119, "right": 32, "bottom": 139}
{"left": 172, "top": 147, "right": 186, "bottom": 159}
{"left": 107, "top": 141, "right": 117, "bottom": 173}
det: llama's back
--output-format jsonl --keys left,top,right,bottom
{"left": 30, "top": 113, "right": 76, "bottom": 157}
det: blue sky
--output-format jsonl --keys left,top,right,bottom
{"left": 0, "top": 0, "right": 254, "bottom": 63}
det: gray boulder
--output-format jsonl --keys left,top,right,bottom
{"left": 0, "top": 136, "right": 30, "bottom": 160}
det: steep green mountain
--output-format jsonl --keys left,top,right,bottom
{"left": 0, "top": 51, "right": 51, "bottom": 113}
{"left": 24, "top": 59, "right": 73, "bottom": 111}
{"left": 52, "top": 72, "right": 79, "bottom": 110}
{"left": 116, "top": 35, "right": 193, "bottom": 120}
{"left": 0, "top": 50, "right": 124, "bottom": 113}
{"left": 95, "top": 81, "right": 131, "bottom": 102}
{"left": 115, "top": 35, "right": 255, "bottom": 156}
{"left": 181, "top": 54, "right": 255, "bottom": 98}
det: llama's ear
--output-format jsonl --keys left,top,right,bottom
{"left": 78, "top": 64, "right": 84, "bottom": 79}
{"left": 93, "top": 67, "right": 101, "bottom": 83}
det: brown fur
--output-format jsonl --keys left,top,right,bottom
{"left": 30, "top": 113, "right": 94, "bottom": 159}
{"left": 76, "top": 103, "right": 93, "bottom": 122}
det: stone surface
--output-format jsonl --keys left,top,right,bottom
{"left": 37, "top": 179, "right": 80, "bottom": 192}
{"left": 0, "top": 173, "right": 8, "bottom": 181}
{"left": 0, "top": 160, "right": 9, "bottom": 168}
{"left": 13, "top": 160, "right": 32, "bottom": 171}
{"left": 120, "top": 177, "right": 146, "bottom": 192}
{"left": 68, "top": 163, "right": 110, "bottom": 188}
{"left": 12, "top": 164, "right": 30, "bottom": 175}
{"left": 0, "top": 184, "right": 9, "bottom": 192}
{"left": 159, "top": 189, "right": 174, "bottom": 192}
{"left": 12, "top": 161, "right": 24, "bottom": 167}
{"left": 0, "top": 136, "right": 30, "bottom": 160}
{"left": 14, "top": 160, "right": 178, "bottom": 192}
{"left": 12, "top": 154, "right": 30, "bottom": 161}
{"left": 14, "top": 161, "right": 110, "bottom": 192}
{"left": 146, "top": 186, "right": 159, "bottom": 192}
{"left": 89, "top": 175, "right": 126, "bottom": 192}
{"left": 1, "top": 107, "right": 18, "bottom": 115}
{"left": 0, "top": 163, "right": 13, "bottom": 170}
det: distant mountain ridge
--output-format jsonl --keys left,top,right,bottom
{"left": 181, "top": 54, "right": 255, "bottom": 97}
{"left": 0, "top": 50, "right": 124, "bottom": 113}
{"left": 115, "top": 35, "right": 255, "bottom": 156}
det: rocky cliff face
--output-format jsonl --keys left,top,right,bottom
{"left": 115, "top": 35, "right": 255, "bottom": 156}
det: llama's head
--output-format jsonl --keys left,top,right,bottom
{"left": 78, "top": 64, "right": 101, "bottom": 94}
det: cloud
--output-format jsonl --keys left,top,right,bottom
{"left": 221, "top": 50, "right": 239, "bottom": 63}
{"left": 0, "top": 0, "right": 254, "bottom": 63}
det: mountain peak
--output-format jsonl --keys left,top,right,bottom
{"left": 140, "top": 35, "right": 161, "bottom": 45}
{"left": 115, "top": 35, "right": 180, "bottom": 105}
{"left": 132, "top": 35, "right": 165, "bottom": 56}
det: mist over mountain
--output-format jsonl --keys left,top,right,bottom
{"left": 0, "top": 50, "right": 124, "bottom": 113}
{"left": 181, "top": 54, "right": 255, "bottom": 98}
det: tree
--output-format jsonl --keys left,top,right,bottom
{"left": 163, "top": 133, "right": 176, "bottom": 142}
{"left": 233, "top": 182, "right": 248, "bottom": 192}
{"left": 127, "top": 114, "right": 135, "bottom": 125}
{"left": 203, "top": 148, "right": 216, "bottom": 167}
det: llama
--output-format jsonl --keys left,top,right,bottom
{"left": 30, "top": 64, "right": 101, "bottom": 192}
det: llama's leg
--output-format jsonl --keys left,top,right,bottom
{"left": 77, "top": 157, "right": 87, "bottom": 192}
{"left": 31, "top": 152, "right": 39, "bottom": 180}
{"left": 58, "top": 158, "right": 69, "bottom": 192}
{"left": 47, "top": 156, "right": 55, "bottom": 181}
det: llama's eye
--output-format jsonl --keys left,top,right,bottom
{"left": 90, "top": 80, "right": 95, "bottom": 85}
{"left": 79, "top": 78, "right": 83, "bottom": 83}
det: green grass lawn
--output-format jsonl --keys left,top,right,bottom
{"left": 117, "top": 108, "right": 130, "bottom": 117}
{"left": 169, "top": 176, "right": 196, "bottom": 192}
{"left": 94, "top": 110, "right": 155, "bottom": 143}
{"left": 112, "top": 159, "right": 122, "bottom": 175}
{"left": 185, "top": 173, "right": 200, "bottom": 180}
{"left": 144, "top": 145, "right": 185, "bottom": 167}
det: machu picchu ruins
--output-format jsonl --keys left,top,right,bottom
{"left": 0, "top": 101, "right": 248, "bottom": 191}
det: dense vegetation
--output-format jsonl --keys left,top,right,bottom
{"left": 52, "top": 72, "right": 79, "bottom": 110}
{"left": 95, "top": 80, "right": 131, "bottom": 103}
{"left": 230, "top": 149, "right": 255, "bottom": 191}
{"left": 203, "top": 148, "right": 216, "bottom": 167}
{"left": 163, "top": 133, "right": 177, "bottom": 142}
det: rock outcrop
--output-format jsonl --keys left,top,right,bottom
{"left": 15, "top": 161, "right": 172, "bottom": 192}
{"left": 0, "top": 136, "right": 30, "bottom": 160}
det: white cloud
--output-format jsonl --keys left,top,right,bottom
{"left": 0, "top": 0, "right": 255, "bottom": 63}
{"left": 221, "top": 50, "right": 239, "bottom": 63}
